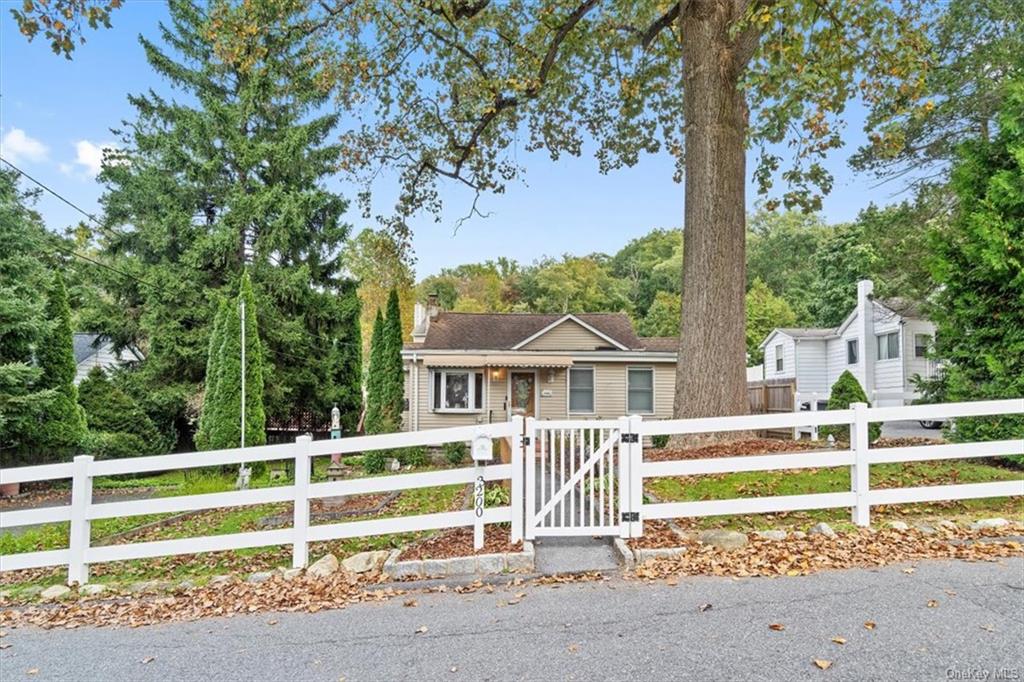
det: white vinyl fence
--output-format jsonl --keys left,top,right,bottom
{"left": 0, "top": 418, "right": 524, "bottom": 585}
{"left": 1, "top": 400, "right": 1022, "bottom": 585}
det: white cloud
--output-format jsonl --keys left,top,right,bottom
{"left": 71, "top": 140, "right": 117, "bottom": 177}
{"left": 1, "top": 128, "right": 49, "bottom": 164}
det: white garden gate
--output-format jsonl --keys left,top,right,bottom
{"left": 524, "top": 416, "right": 643, "bottom": 539}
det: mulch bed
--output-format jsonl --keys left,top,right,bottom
{"left": 398, "top": 525, "right": 522, "bottom": 561}
{"left": 631, "top": 524, "right": 1024, "bottom": 581}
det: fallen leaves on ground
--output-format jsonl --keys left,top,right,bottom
{"left": 864, "top": 621, "right": 876, "bottom": 630}
{"left": 769, "top": 623, "right": 785, "bottom": 631}
{"left": 813, "top": 659, "right": 832, "bottom": 670}
{"left": 398, "top": 526, "right": 522, "bottom": 561}
{"left": 0, "top": 573, "right": 393, "bottom": 630}
{"left": 927, "top": 599, "right": 939, "bottom": 608}
{"left": 632, "top": 525, "right": 1024, "bottom": 582}
{"left": 415, "top": 625, "right": 428, "bottom": 634}
{"left": 646, "top": 439, "right": 820, "bottom": 463}
{"left": 831, "top": 637, "right": 846, "bottom": 645}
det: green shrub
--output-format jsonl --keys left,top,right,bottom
{"left": 397, "top": 446, "right": 428, "bottom": 467}
{"left": 363, "top": 450, "right": 386, "bottom": 474}
{"left": 484, "top": 485, "right": 510, "bottom": 507}
{"left": 651, "top": 434, "right": 670, "bottom": 449}
{"left": 83, "top": 431, "right": 149, "bottom": 460}
{"left": 443, "top": 441, "right": 467, "bottom": 466}
{"left": 819, "top": 370, "right": 881, "bottom": 444}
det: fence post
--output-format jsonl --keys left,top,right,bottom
{"left": 510, "top": 416, "right": 524, "bottom": 544}
{"left": 292, "top": 435, "right": 312, "bottom": 569}
{"left": 67, "top": 454, "right": 94, "bottom": 586}
{"left": 810, "top": 395, "right": 819, "bottom": 441}
{"left": 617, "top": 416, "right": 632, "bottom": 539}
{"left": 850, "top": 402, "right": 870, "bottom": 527}
{"left": 473, "top": 457, "right": 486, "bottom": 550}
{"left": 524, "top": 417, "right": 536, "bottom": 541}
{"left": 629, "top": 414, "right": 644, "bottom": 539}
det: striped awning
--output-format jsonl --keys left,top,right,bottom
{"left": 422, "top": 354, "right": 572, "bottom": 369}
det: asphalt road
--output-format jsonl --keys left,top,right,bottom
{"left": 3, "top": 558, "right": 1022, "bottom": 681}
{"left": 880, "top": 419, "right": 944, "bottom": 440}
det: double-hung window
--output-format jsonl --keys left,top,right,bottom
{"left": 775, "top": 344, "right": 784, "bottom": 372}
{"left": 877, "top": 332, "right": 900, "bottom": 360}
{"left": 847, "top": 339, "right": 858, "bottom": 365}
{"left": 431, "top": 370, "right": 484, "bottom": 412}
{"left": 568, "top": 366, "right": 594, "bottom": 414}
{"left": 627, "top": 367, "right": 655, "bottom": 414}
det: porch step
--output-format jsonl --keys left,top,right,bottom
{"left": 532, "top": 536, "right": 622, "bottom": 575}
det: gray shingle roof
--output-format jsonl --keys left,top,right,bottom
{"left": 405, "top": 312, "right": 653, "bottom": 351}
{"left": 72, "top": 333, "right": 103, "bottom": 364}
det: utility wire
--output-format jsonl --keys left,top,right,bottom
{"left": 3, "top": 158, "right": 367, "bottom": 361}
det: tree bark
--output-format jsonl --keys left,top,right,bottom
{"left": 672, "top": 0, "right": 752, "bottom": 437}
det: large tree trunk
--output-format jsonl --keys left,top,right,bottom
{"left": 673, "top": 0, "right": 752, "bottom": 435}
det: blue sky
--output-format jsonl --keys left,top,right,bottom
{"left": 1, "top": 3, "right": 909, "bottom": 278}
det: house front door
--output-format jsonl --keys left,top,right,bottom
{"left": 509, "top": 372, "right": 537, "bottom": 418}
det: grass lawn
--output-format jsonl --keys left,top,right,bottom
{"left": 0, "top": 457, "right": 469, "bottom": 596}
{"left": 646, "top": 458, "right": 1024, "bottom": 532}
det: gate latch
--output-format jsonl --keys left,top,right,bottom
{"left": 522, "top": 436, "right": 531, "bottom": 445}
{"left": 621, "top": 512, "right": 640, "bottom": 522}
{"left": 621, "top": 433, "right": 639, "bottom": 444}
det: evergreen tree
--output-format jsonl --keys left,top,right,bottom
{"left": 79, "top": 366, "right": 165, "bottom": 457}
{"left": 809, "top": 223, "right": 880, "bottom": 328}
{"left": 90, "top": 0, "right": 354, "bottom": 442}
{"left": 205, "top": 272, "right": 266, "bottom": 453}
{"left": 381, "top": 288, "right": 405, "bottom": 428}
{"left": 819, "top": 371, "right": 882, "bottom": 444}
{"left": 364, "top": 309, "right": 387, "bottom": 435}
{"left": 0, "top": 170, "right": 54, "bottom": 465}
{"left": 928, "top": 81, "right": 1024, "bottom": 458}
{"left": 321, "top": 280, "right": 362, "bottom": 434}
{"left": 194, "top": 298, "right": 230, "bottom": 450}
{"left": 34, "top": 271, "right": 87, "bottom": 458}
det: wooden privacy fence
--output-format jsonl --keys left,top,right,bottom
{"left": 747, "top": 380, "right": 795, "bottom": 438}
{"left": 1, "top": 399, "right": 1022, "bottom": 584}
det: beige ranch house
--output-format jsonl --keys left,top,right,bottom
{"left": 401, "top": 299, "right": 678, "bottom": 431}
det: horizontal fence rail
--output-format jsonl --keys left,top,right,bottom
{"left": 1, "top": 419, "right": 525, "bottom": 585}
{"left": 1, "top": 399, "right": 1021, "bottom": 582}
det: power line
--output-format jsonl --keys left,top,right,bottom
{"left": 4, "top": 157, "right": 367, "bottom": 359}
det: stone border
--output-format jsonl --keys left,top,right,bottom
{"left": 382, "top": 541, "right": 535, "bottom": 580}
{"left": 613, "top": 537, "right": 689, "bottom": 569}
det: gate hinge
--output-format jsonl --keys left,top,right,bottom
{"left": 621, "top": 433, "right": 639, "bottom": 444}
{"left": 621, "top": 511, "right": 640, "bottom": 522}
{"left": 522, "top": 436, "right": 531, "bottom": 445}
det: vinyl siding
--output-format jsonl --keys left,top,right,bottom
{"left": 794, "top": 340, "right": 828, "bottom": 394}
{"left": 520, "top": 320, "right": 615, "bottom": 351}
{"left": 826, "top": 318, "right": 864, "bottom": 390}
{"left": 764, "top": 335, "right": 796, "bottom": 380}
{"left": 902, "top": 318, "right": 938, "bottom": 391}
{"left": 403, "top": 359, "right": 674, "bottom": 430}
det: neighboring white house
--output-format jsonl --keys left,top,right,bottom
{"left": 757, "top": 280, "right": 939, "bottom": 409}
{"left": 72, "top": 333, "right": 143, "bottom": 385}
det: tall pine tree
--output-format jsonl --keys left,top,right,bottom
{"left": 34, "top": 271, "right": 88, "bottom": 459}
{"left": 201, "top": 272, "right": 266, "bottom": 453}
{"left": 91, "top": 0, "right": 356, "bottom": 441}
{"left": 381, "top": 288, "right": 405, "bottom": 429}
{"left": 194, "top": 298, "right": 230, "bottom": 450}
{"left": 364, "top": 309, "right": 387, "bottom": 435}
{"left": 0, "top": 170, "right": 54, "bottom": 466}
{"left": 927, "top": 81, "right": 1024, "bottom": 454}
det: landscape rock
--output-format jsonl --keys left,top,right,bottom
{"left": 938, "top": 520, "right": 959, "bottom": 531}
{"left": 128, "top": 580, "right": 169, "bottom": 594}
{"left": 445, "top": 556, "right": 477, "bottom": 576}
{"left": 280, "top": 568, "right": 303, "bottom": 581}
{"left": 886, "top": 521, "right": 909, "bottom": 531}
{"left": 506, "top": 551, "right": 534, "bottom": 573}
{"left": 40, "top": 585, "right": 71, "bottom": 601}
{"left": 80, "top": 584, "right": 107, "bottom": 596}
{"left": 307, "top": 553, "right": 340, "bottom": 578}
{"left": 791, "top": 531, "right": 807, "bottom": 540}
{"left": 914, "top": 523, "right": 938, "bottom": 535}
{"left": 20, "top": 586, "right": 43, "bottom": 599}
{"left": 247, "top": 571, "right": 275, "bottom": 584}
{"left": 754, "top": 530, "right": 788, "bottom": 541}
{"left": 808, "top": 522, "right": 837, "bottom": 539}
{"left": 698, "top": 529, "right": 748, "bottom": 550}
{"left": 208, "top": 575, "right": 234, "bottom": 586}
{"left": 341, "top": 550, "right": 390, "bottom": 574}
{"left": 386, "top": 559, "right": 423, "bottom": 580}
{"left": 971, "top": 518, "right": 1009, "bottom": 531}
